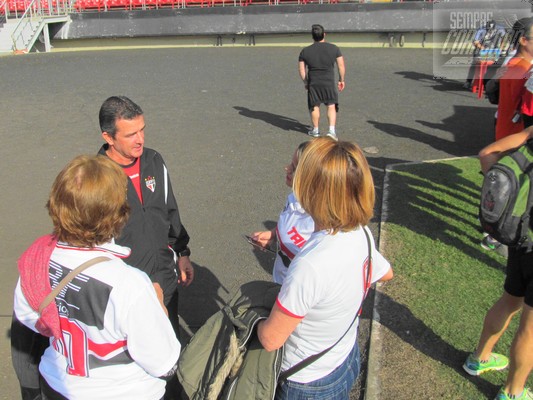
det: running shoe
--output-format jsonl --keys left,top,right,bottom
{"left": 481, "top": 234, "right": 502, "bottom": 251}
{"left": 326, "top": 131, "right": 338, "bottom": 141}
{"left": 494, "top": 388, "right": 533, "bottom": 400}
{"left": 463, "top": 353, "right": 509, "bottom": 376}
{"left": 307, "top": 129, "right": 320, "bottom": 138}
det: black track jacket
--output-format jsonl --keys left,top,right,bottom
{"left": 98, "top": 145, "right": 190, "bottom": 304}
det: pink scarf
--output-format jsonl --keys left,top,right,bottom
{"left": 17, "top": 234, "right": 61, "bottom": 339}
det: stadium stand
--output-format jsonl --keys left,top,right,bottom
{"left": 68, "top": 0, "right": 401, "bottom": 11}
{"left": 3, "top": 0, "right": 417, "bottom": 12}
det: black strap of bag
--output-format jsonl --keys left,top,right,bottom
{"left": 278, "top": 227, "right": 373, "bottom": 383}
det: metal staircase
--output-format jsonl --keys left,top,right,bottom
{"left": 0, "top": 0, "right": 70, "bottom": 54}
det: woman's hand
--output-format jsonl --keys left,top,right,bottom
{"left": 251, "top": 229, "right": 275, "bottom": 249}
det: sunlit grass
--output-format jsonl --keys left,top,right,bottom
{"left": 381, "top": 157, "right": 531, "bottom": 397}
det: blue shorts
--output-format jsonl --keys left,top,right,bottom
{"left": 504, "top": 247, "right": 533, "bottom": 307}
{"left": 276, "top": 342, "right": 360, "bottom": 400}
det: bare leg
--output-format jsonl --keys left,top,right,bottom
{"left": 326, "top": 104, "right": 337, "bottom": 129}
{"left": 310, "top": 106, "right": 320, "bottom": 130}
{"left": 503, "top": 303, "right": 533, "bottom": 396}
{"left": 474, "top": 292, "right": 523, "bottom": 361}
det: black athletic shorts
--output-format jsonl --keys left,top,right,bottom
{"left": 307, "top": 85, "right": 339, "bottom": 113}
{"left": 504, "top": 247, "right": 533, "bottom": 307}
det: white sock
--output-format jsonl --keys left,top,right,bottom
{"left": 312, "top": 127, "right": 319, "bottom": 133}
{"left": 329, "top": 126, "right": 335, "bottom": 134}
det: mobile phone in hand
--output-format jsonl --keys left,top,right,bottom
{"left": 244, "top": 235, "right": 276, "bottom": 254}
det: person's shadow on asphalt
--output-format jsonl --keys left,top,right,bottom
{"left": 178, "top": 262, "right": 228, "bottom": 342}
{"left": 395, "top": 71, "right": 467, "bottom": 93}
{"left": 234, "top": 106, "right": 308, "bottom": 134}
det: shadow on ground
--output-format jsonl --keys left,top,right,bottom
{"left": 384, "top": 161, "right": 505, "bottom": 271}
{"left": 179, "top": 262, "right": 228, "bottom": 339}
{"left": 234, "top": 106, "right": 309, "bottom": 134}
{"left": 395, "top": 71, "right": 469, "bottom": 93}
{"left": 377, "top": 292, "right": 500, "bottom": 398}
{"left": 369, "top": 105, "right": 494, "bottom": 158}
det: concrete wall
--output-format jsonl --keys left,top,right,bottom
{"left": 52, "top": 2, "right": 434, "bottom": 40}
{"left": 51, "top": 0, "right": 532, "bottom": 41}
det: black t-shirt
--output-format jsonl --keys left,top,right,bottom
{"left": 299, "top": 42, "right": 342, "bottom": 85}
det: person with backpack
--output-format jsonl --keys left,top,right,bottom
{"left": 480, "top": 18, "right": 533, "bottom": 251}
{"left": 494, "top": 17, "right": 533, "bottom": 141}
{"left": 463, "top": 127, "right": 533, "bottom": 400}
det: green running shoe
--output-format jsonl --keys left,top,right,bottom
{"left": 463, "top": 353, "right": 509, "bottom": 376}
{"left": 494, "top": 387, "right": 533, "bottom": 400}
{"left": 481, "top": 234, "right": 502, "bottom": 251}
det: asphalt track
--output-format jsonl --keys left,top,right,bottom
{"left": 0, "top": 44, "right": 497, "bottom": 399}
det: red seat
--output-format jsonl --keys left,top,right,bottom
{"left": 158, "top": 0, "right": 176, "bottom": 7}
{"left": 75, "top": 0, "right": 103, "bottom": 11}
{"left": 210, "top": 0, "right": 236, "bottom": 6}
{"left": 143, "top": 0, "right": 159, "bottom": 8}
{"left": 184, "top": 0, "right": 207, "bottom": 7}
{"left": 107, "top": 0, "right": 130, "bottom": 10}
{"left": 8, "top": 0, "right": 30, "bottom": 12}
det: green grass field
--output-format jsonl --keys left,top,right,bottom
{"left": 378, "top": 157, "right": 532, "bottom": 399}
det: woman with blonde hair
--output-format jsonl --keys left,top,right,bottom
{"left": 258, "top": 137, "right": 393, "bottom": 399}
{"left": 13, "top": 155, "right": 180, "bottom": 400}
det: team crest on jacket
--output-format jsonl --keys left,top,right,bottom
{"left": 145, "top": 176, "right": 156, "bottom": 192}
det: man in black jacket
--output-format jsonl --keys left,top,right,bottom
{"left": 97, "top": 96, "right": 194, "bottom": 336}
{"left": 98, "top": 96, "right": 193, "bottom": 400}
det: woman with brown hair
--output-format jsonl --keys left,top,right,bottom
{"left": 14, "top": 155, "right": 180, "bottom": 400}
{"left": 257, "top": 137, "right": 393, "bottom": 399}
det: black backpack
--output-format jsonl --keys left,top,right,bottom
{"left": 479, "top": 139, "right": 533, "bottom": 251}
{"left": 483, "top": 53, "right": 506, "bottom": 105}
{"left": 484, "top": 79, "right": 499, "bottom": 105}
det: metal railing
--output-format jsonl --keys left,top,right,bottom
{"left": 0, "top": 0, "right": 6, "bottom": 25}
{"left": 3, "top": 0, "right": 427, "bottom": 15}
{"left": 10, "top": 0, "right": 71, "bottom": 51}
{"left": 11, "top": 0, "right": 42, "bottom": 51}
{"left": 72, "top": 0, "right": 414, "bottom": 11}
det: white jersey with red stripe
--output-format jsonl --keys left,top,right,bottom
{"left": 14, "top": 240, "right": 180, "bottom": 400}
{"left": 273, "top": 192, "right": 315, "bottom": 284}
{"left": 277, "top": 227, "right": 390, "bottom": 383}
